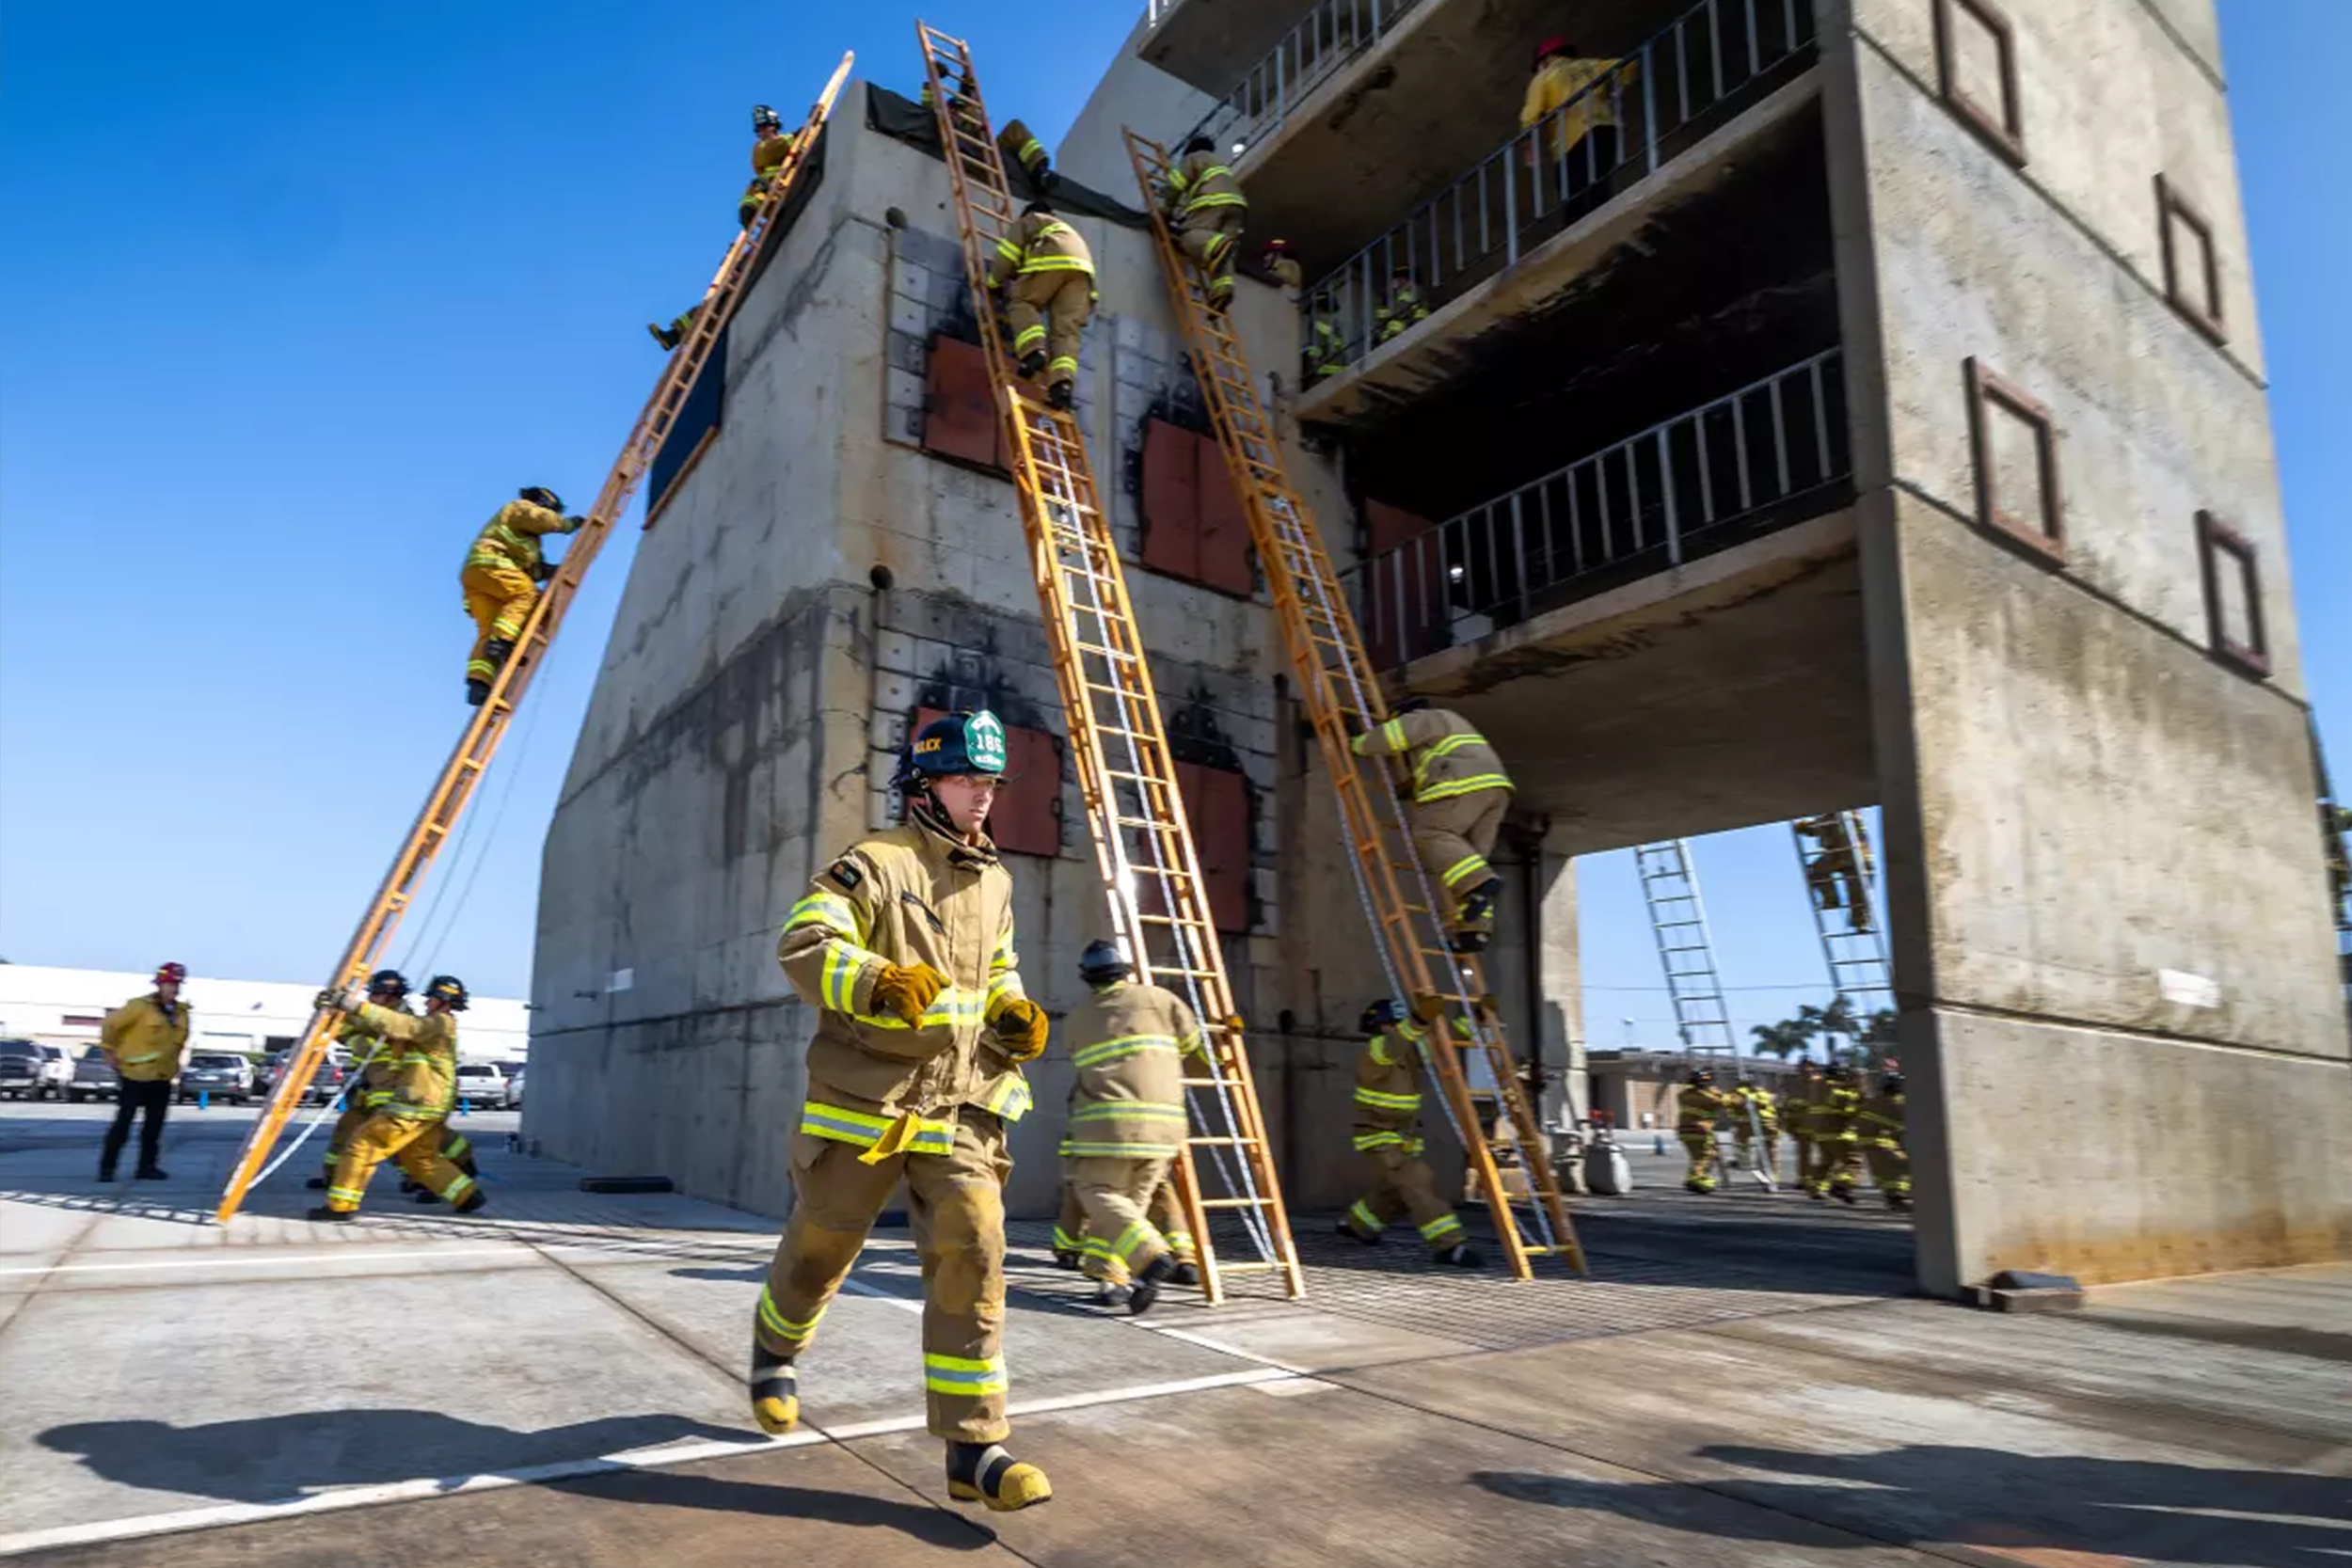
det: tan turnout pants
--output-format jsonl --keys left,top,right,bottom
{"left": 1058, "top": 1174, "right": 1192, "bottom": 1265}
{"left": 1410, "top": 786, "right": 1510, "bottom": 937}
{"left": 1343, "top": 1143, "right": 1466, "bottom": 1252}
{"left": 1005, "top": 272, "right": 1093, "bottom": 393}
{"left": 324, "top": 1116, "right": 476, "bottom": 1213}
{"left": 1067, "top": 1153, "right": 1174, "bottom": 1285}
{"left": 1178, "top": 208, "right": 1247, "bottom": 300}
{"left": 756, "top": 1105, "right": 1011, "bottom": 1444}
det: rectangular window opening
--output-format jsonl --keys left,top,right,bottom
{"left": 2197, "top": 510, "right": 2267, "bottom": 676}
{"left": 1935, "top": 0, "right": 2026, "bottom": 166}
{"left": 2156, "top": 174, "right": 2227, "bottom": 345}
{"left": 1966, "top": 357, "right": 2064, "bottom": 562}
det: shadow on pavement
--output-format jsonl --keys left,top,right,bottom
{"left": 39, "top": 1411, "right": 752, "bottom": 1505}
{"left": 1475, "top": 1442, "right": 2352, "bottom": 1568}
{"left": 542, "top": 1465, "right": 995, "bottom": 1550}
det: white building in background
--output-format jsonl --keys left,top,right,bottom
{"left": 0, "top": 964, "right": 529, "bottom": 1064}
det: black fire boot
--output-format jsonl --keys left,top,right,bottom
{"left": 947, "top": 1441, "right": 1052, "bottom": 1513}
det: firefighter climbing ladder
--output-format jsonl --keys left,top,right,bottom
{"left": 1789, "top": 811, "right": 1895, "bottom": 1029}
{"left": 213, "top": 55, "right": 856, "bottom": 1226}
{"left": 1124, "top": 128, "right": 1583, "bottom": 1280}
{"left": 1633, "top": 840, "right": 1764, "bottom": 1186}
{"left": 915, "top": 25, "right": 1301, "bottom": 1305}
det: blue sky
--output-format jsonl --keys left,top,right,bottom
{"left": 2, "top": 3, "right": 2342, "bottom": 1052}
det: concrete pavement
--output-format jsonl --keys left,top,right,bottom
{"left": 2, "top": 1102, "right": 2344, "bottom": 1566}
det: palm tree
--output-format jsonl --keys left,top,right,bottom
{"left": 1798, "top": 996, "right": 1861, "bottom": 1063}
{"left": 1748, "top": 1017, "right": 1813, "bottom": 1059}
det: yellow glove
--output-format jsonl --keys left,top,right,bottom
{"left": 869, "top": 962, "right": 949, "bottom": 1025}
{"left": 993, "top": 997, "right": 1049, "bottom": 1062}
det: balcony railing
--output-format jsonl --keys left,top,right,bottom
{"left": 1354, "top": 349, "right": 1850, "bottom": 669}
{"left": 1183, "top": 0, "right": 1428, "bottom": 159}
{"left": 1298, "top": 0, "right": 1819, "bottom": 381}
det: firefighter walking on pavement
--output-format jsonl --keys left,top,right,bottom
{"left": 1860, "top": 1068, "right": 1910, "bottom": 1210}
{"left": 1677, "top": 1066, "right": 1727, "bottom": 1194}
{"left": 1162, "top": 135, "right": 1248, "bottom": 311}
{"left": 462, "top": 486, "right": 581, "bottom": 707}
{"left": 96, "top": 963, "right": 192, "bottom": 1182}
{"left": 1352, "top": 701, "right": 1515, "bottom": 952}
{"left": 1783, "top": 1057, "right": 1824, "bottom": 1196}
{"left": 1814, "top": 1063, "right": 1867, "bottom": 1203}
{"left": 1057, "top": 939, "right": 1208, "bottom": 1313}
{"left": 1335, "top": 999, "right": 1483, "bottom": 1267}
{"left": 987, "top": 200, "right": 1095, "bottom": 410}
{"left": 308, "top": 975, "right": 485, "bottom": 1219}
{"left": 752, "top": 709, "right": 1052, "bottom": 1513}
{"left": 1055, "top": 1175, "right": 1197, "bottom": 1285}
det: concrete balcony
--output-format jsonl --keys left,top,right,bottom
{"left": 1287, "top": 5, "right": 1821, "bottom": 410}
{"left": 1188, "top": 0, "right": 1805, "bottom": 276}
{"left": 1351, "top": 349, "right": 1862, "bottom": 855}
{"left": 1137, "top": 0, "right": 1323, "bottom": 96}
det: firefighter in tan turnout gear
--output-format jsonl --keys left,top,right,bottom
{"left": 1352, "top": 701, "right": 1515, "bottom": 952}
{"left": 462, "top": 486, "right": 581, "bottom": 707}
{"left": 752, "top": 710, "right": 1052, "bottom": 1513}
{"left": 647, "top": 103, "right": 800, "bottom": 350}
{"left": 307, "top": 969, "right": 477, "bottom": 1200}
{"left": 1162, "top": 134, "right": 1248, "bottom": 311}
{"left": 1059, "top": 940, "right": 1208, "bottom": 1313}
{"left": 1335, "top": 999, "right": 1483, "bottom": 1268}
{"left": 307, "top": 975, "right": 485, "bottom": 1219}
{"left": 987, "top": 200, "right": 1094, "bottom": 410}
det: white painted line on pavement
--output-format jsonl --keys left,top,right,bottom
{"left": 839, "top": 1275, "right": 925, "bottom": 1313}
{"left": 0, "top": 1365, "right": 1295, "bottom": 1557}
{"left": 0, "top": 1244, "right": 515, "bottom": 1279}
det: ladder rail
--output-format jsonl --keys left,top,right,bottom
{"left": 1790, "top": 810, "right": 1895, "bottom": 1069}
{"left": 1124, "top": 127, "right": 1583, "bottom": 1278}
{"left": 214, "top": 55, "right": 855, "bottom": 1226}
{"left": 915, "top": 24, "right": 1301, "bottom": 1303}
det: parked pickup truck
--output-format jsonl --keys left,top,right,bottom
{"left": 0, "top": 1039, "right": 40, "bottom": 1100}
{"left": 69, "top": 1049, "right": 119, "bottom": 1102}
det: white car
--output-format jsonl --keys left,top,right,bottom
{"left": 453, "top": 1062, "right": 510, "bottom": 1109}
{"left": 35, "top": 1044, "right": 75, "bottom": 1100}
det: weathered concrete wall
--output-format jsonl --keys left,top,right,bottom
{"left": 528, "top": 88, "right": 1549, "bottom": 1224}
{"left": 1823, "top": 0, "right": 2347, "bottom": 1290}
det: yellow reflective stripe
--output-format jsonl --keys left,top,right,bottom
{"left": 1184, "top": 192, "right": 1248, "bottom": 211}
{"left": 1071, "top": 1034, "right": 1180, "bottom": 1069}
{"left": 1353, "top": 1131, "right": 1406, "bottom": 1150}
{"left": 1112, "top": 1221, "right": 1161, "bottom": 1263}
{"left": 985, "top": 1074, "right": 1033, "bottom": 1122}
{"left": 1419, "top": 1212, "right": 1465, "bottom": 1242}
{"left": 1178, "top": 1027, "right": 1207, "bottom": 1058}
{"left": 1441, "top": 854, "right": 1490, "bottom": 888}
{"left": 1416, "top": 774, "right": 1512, "bottom": 803}
{"left": 326, "top": 1186, "right": 365, "bottom": 1204}
{"left": 1354, "top": 1086, "right": 1422, "bottom": 1111}
{"left": 985, "top": 972, "right": 1025, "bottom": 1011}
{"left": 1069, "top": 1101, "right": 1186, "bottom": 1122}
{"left": 994, "top": 237, "right": 1022, "bottom": 261}
{"left": 758, "top": 1286, "right": 825, "bottom": 1342}
{"left": 924, "top": 1354, "right": 1007, "bottom": 1395}
{"left": 1060, "top": 1140, "right": 1184, "bottom": 1157}
{"left": 799, "top": 1102, "right": 893, "bottom": 1145}
{"left": 787, "top": 890, "right": 868, "bottom": 942}
{"left": 1051, "top": 1225, "right": 1081, "bottom": 1251}
{"left": 1013, "top": 325, "right": 1046, "bottom": 351}
{"left": 1348, "top": 1199, "right": 1383, "bottom": 1231}
{"left": 1019, "top": 257, "right": 1094, "bottom": 273}
{"left": 121, "top": 1052, "right": 165, "bottom": 1064}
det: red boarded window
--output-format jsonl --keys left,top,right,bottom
{"left": 922, "top": 335, "right": 1011, "bottom": 473}
{"left": 913, "top": 707, "right": 1061, "bottom": 857}
{"left": 1140, "top": 419, "right": 1253, "bottom": 597}
{"left": 1174, "top": 761, "right": 1250, "bottom": 934}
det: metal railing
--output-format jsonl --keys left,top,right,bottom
{"left": 1183, "top": 0, "right": 1427, "bottom": 157}
{"left": 1354, "top": 348, "right": 1848, "bottom": 668}
{"left": 1296, "top": 0, "right": 1819, "bottom": 381}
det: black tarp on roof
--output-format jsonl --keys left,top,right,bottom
{"left": 864, "top": 83, "right": 1151, "bottom": 230}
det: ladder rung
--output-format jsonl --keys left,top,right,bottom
{"left": 1193, "top": 1195, "right": 1269, "bottom": 1208}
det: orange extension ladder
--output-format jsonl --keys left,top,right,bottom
{"left": 215, "top": 55, "right": 855, "bottom": 1224}
{"left": 916, "top": 23, "right": 1302, "bottom": 1303}
{"left": 1124, "top": 128, "right": 1584, "bottom": 1279}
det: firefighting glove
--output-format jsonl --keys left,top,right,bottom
{"left": 870, "top": 961, "right": 949, "bottom": 1026}
{"left": 564, "top": 515, "right": 589, "bottom": 532}
{"left": 993, "top": 997, "right": 1049, "bottom": 1062}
